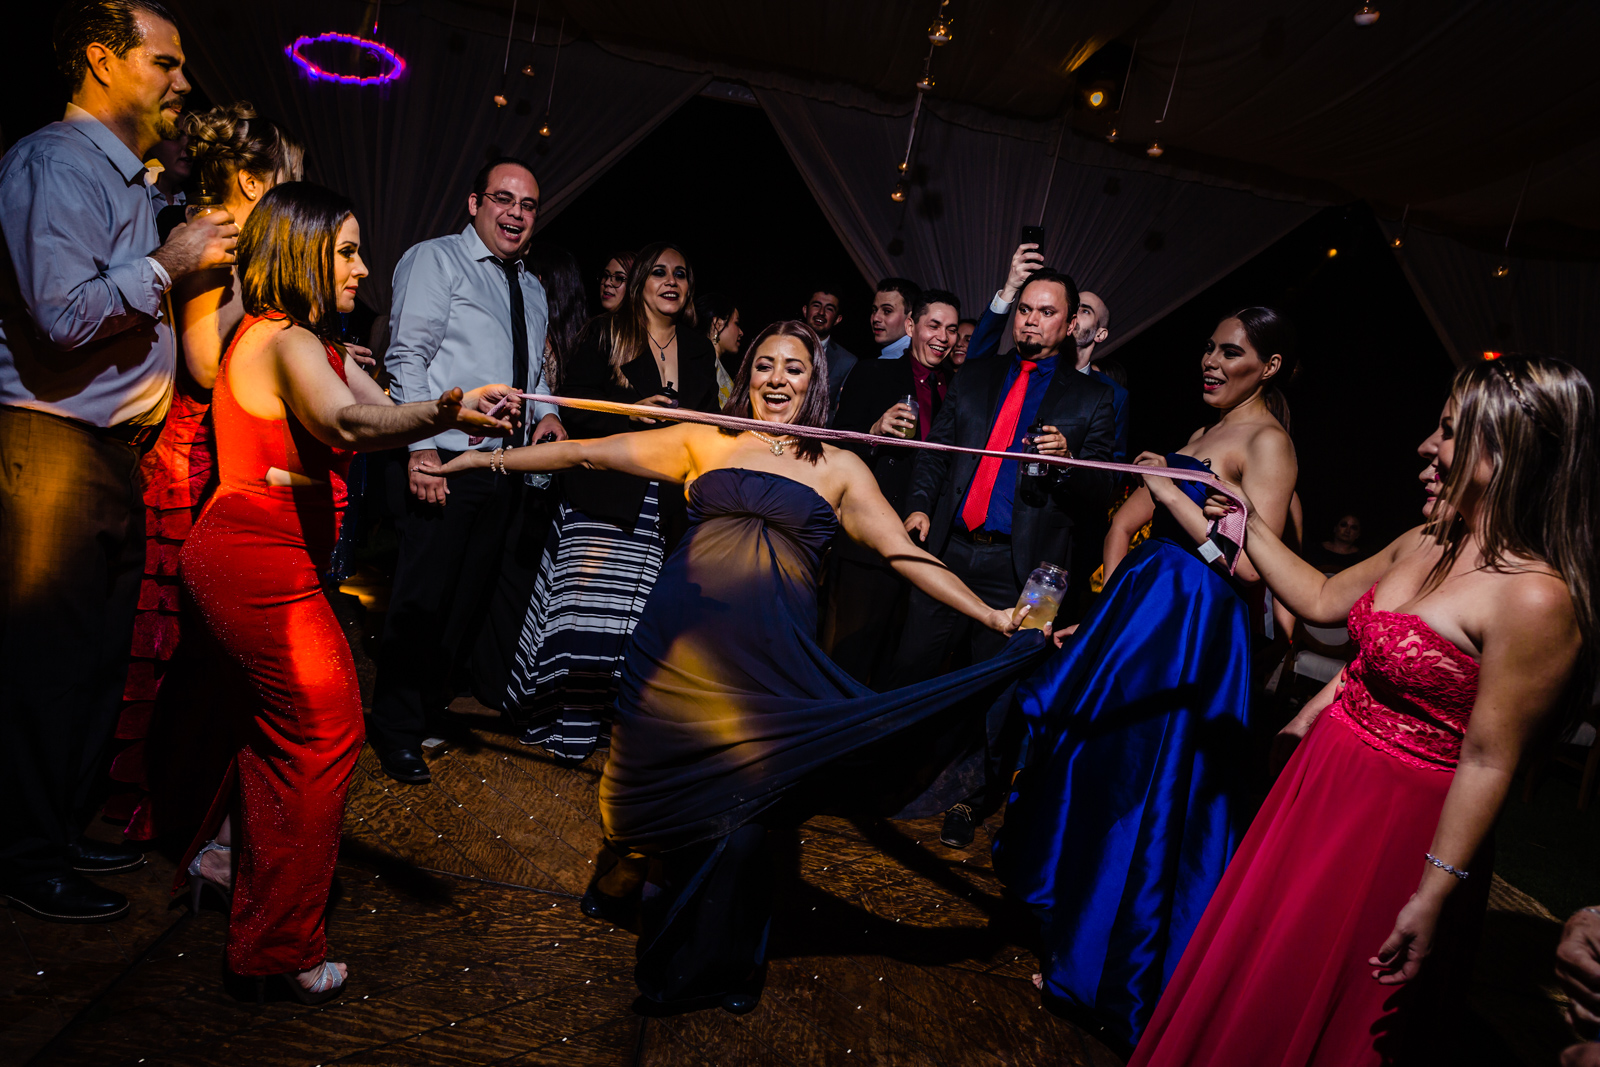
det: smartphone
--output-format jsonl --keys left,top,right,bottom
{"left": 1020, "top": 224, "right": 1046, "bottom": 250}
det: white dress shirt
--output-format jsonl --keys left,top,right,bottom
{"left": 0, "top": 103, "right": 174, "bottom": 427}
{"left": 385, "top": 224, "right": 556, "bottom": 452}
{"left": 880, "top": 333, "right": 911, "bottom": 359}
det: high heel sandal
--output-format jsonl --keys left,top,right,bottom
{"left": 225, "top": 961, "right": 347, "bottom": 1006}
{"left": 187, "top": 839, "right": 232, "bottom": 912}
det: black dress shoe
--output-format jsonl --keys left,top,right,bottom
{"left": 720, "top": 990, "right": 760, "bottom": 1015}
{"left": 940, "top": 802, "right": 976, "bottom": 848}
{"left": 69, "top": 838, "right": 146, "bottom": 874}
{"left": 5, "top": 873, "right": 129, "bottom": 923}
{"left": 378, "top": 748, "right": 431, "bottom": 784}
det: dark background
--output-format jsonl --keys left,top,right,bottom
{"left": 3, "top": 4, "right": 1456, "bottom": 550}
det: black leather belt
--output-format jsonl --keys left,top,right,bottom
{"left": 955, "top": 527, "right": 1011, "bottom": 546}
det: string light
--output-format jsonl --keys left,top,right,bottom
{"left": 492, "top": 0, "right": 519, "bottom": 110}
{"left": 1088, "top": 89, "right": 1106, "bottom": 108}
{"left": 1389, "top": 204, "right": 1409, "bottom": 248}
{"left": 1146, "top": 141, "right": 1164, "bottom": 158}
{"left": 1326, "top": 247, "right": 1339, "bottom": 258}
{"left": 1354, "top": 4, "right": 1381, "bottom": 26}
{"left": 928, "top": 0, "right": 954, "bottom": 45}
{"left": 520, "top": 3, "right": 541, "bottom": 79}
{"left": 540, "top": 17, "right": 565, "bottom": 137}
{"left": 917, "top": 74, "right": 935, "bottom": 92}
{"left": 1493, "top": 164, "right": 1533, "bottom": 279}
{"left": 1105, "top": 127, "right": 1119, "bottom": 143}
{"left": 891, "top": 181, "right": 909, "bottom": 202}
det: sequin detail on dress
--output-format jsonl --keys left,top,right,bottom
{"left": 1328, "top": 585, "right": 1479, "bottom": 772}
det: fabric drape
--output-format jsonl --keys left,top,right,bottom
{"left": 754, "top": 88, "right": 1319, "bottom": 355}
{"left": 167, "top": 0, "right": 708, "bottom": 313}
{"left": 1380, "top": 220, "right": 1600, "bottom": 379}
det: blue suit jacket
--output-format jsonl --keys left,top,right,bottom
{"left": 969, "top": 305, "right": 1130, "bottom": 463}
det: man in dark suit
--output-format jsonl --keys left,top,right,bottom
{"left": 802, "top": 286, "right": 857, "bottom": 416}
{"left": 888, "top": 269, "right": 1117, "bottom": 847}
{"left": 821, "top": 290, "right": 960, "bottom": 684}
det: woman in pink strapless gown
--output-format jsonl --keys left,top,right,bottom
{"left": 1132, "top": 356, "right": 1598, "bottom": 1066}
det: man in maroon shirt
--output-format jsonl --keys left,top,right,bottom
{"left": 820, "top": 291, "right": 959, "bottom": 685}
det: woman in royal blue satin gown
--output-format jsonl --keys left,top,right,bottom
{"left": 992, "top": 308, "right": 1301, "bottom": 1052}
{"left": 423, "top": 320, "right": 1049, "bottom": 1014}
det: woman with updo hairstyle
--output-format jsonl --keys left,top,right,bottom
{"left": 108, "top": 104, "right": 306, "bottom": 848}
{"left": 994, "top": 306, "right": 1301, "bottom": 1052}
{"left": 1133, "top": 355, "right": 1597, "bottom": 1065}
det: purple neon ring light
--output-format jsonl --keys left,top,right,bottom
{"left": 287, "top": 32, "right": 407, "bottom": 85}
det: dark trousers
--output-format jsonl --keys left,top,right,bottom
{"left": 882, "top": 535, "right": 1022, "bottom": 813}
{"left": 0, "top": 407, "right": 144, "bottom": 886}
{"left": 819, "top": 553, "right": 908, "bottom": 689}
{"left": 369, "top": 452, "right": 514, "bottom": 754}
{"left": 884, "top": 536, "right": 1019, "bottom": 687}
{"left": 470, "top": 482, "right": 554, "bottom": 712}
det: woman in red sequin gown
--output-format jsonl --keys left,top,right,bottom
{"left": 111, "top": 106, "right": 305, "bottom": 842}
{"left": 177, "top": 183, "right": 516, "bottom": 1001}
{"left": 1132, "top": 356, "right": 1597, "bottom": 1066}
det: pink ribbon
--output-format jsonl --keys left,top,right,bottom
{"left": 507, "top": 393, "right": 1250, "bottom": 569}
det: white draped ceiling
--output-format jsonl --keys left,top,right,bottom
{"left": 163, "top": 0, "right": 1595, "bottom": 372}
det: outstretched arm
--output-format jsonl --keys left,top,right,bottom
{"left": 417, "top": 422, "right": 701, "bottom": 484}
{"left": 273, "top": 326, "right": 512, "bottom": 452}
{"left": 836, "top": 451, "right": 1026, "bottom": 635}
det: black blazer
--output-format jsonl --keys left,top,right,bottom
{"left": 903, "top": 352, "right": 1118, "bottom": 589}
{"left": 559, "top": 323, "right": 718, "bottom": 535}
{"left": 831, "top": 357, "right": 940, "bottom": 515}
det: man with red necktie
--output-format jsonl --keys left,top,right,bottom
{"left": 889, "top": 268, "right": 1116, "bottom": 848}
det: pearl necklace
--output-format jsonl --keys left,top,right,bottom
{"left": 750, "top": 430, "right": 799, "bottom": 456}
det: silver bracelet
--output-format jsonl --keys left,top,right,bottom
{"left": 1425, "top": 852, "right": 1469, "bottom": 881}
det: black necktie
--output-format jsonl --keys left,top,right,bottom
{"left": 499, "top": 257, "right": 530, "bottom": 446}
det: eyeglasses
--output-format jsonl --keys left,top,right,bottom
{"left": 598, "top": 271, "right": 627, "bottom": 286}
{"left": 481, "top": 191, "right": 538, "bottom": 214}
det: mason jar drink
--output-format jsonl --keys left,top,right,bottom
{"left": 1016, "top": 562, "right": 1069, "bottom": 631}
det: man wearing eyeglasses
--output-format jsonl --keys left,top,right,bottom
{"left": 373, "top": 156, "right": 565, "bottom": 785}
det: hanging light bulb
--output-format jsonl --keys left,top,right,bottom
{"left": 897, "top": 161, "right": 909, "bottom": 174}
{"left": 520, "top": 63, "right": 535, "bottom": 77}
{"left": 1353, "top": 4, "right": 1380, "bottom": 25}
{"left": 1088, "top": 90, "right": 1106, "bottom": 108}
{"left": 1146, "top": 141, "right": 1164, "bottom": 158}
{"left": 538, "top": 115, "right": 552, "bottom": 137}
{"left": 928, "top": 2, "right": 954, "bottom": 45}
{"left": 891, "top": 180, "right": 909, "bottom": 202}
{"left": 1105, "top": 127, "right": 1119, "bottom": 143}
{"left": 492, "top": 92, "right": 508, "bottom": 108}
{"left": 916, "top": 74, "right": 935, "bottom": 92}
{"left": 1389, "top": 235, "right": 1403, "bottom": 248}
{"left": 1493, "top": 263, "right": 1510, "bottom": 278}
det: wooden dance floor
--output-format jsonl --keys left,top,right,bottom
{"left": 2, "top": 696, "right": 1581, "bottom": 1066}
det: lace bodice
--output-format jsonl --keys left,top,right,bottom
{"left": 1328, "top": 585, "right": 1480, "bottom": 771}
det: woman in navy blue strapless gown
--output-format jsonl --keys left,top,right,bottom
{"left": 992, "top": 308, "right": 1301, "bottom": 1052}
{"left": 423, "top": 320, "right": 1048, "bottom": 1013}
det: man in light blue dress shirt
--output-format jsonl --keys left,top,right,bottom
{"left": 870, "top": 277, "right": 920, "bottom": 361}
{"left": 0, "top": 0, "right": 239, "bottom": 923}
{"left": 370, "top": 158, "right": 564, "bottom": 784}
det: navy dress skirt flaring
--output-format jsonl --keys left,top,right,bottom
{"left": 599, "top": 468, "right": 1048, "bottom": 1008}
{"left": 993, "top": 452, "right": 1254, "bottom": 1050}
